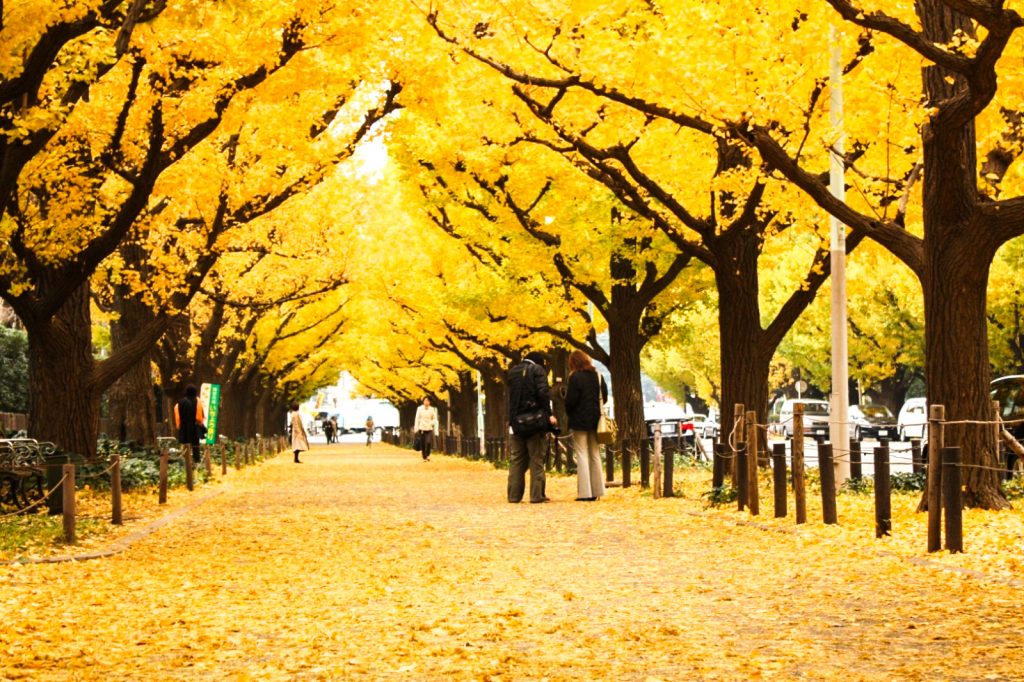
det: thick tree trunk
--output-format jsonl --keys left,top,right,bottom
{"left": 448, "top": 370, "right": 478, "bottom": 439}
{"left": 716, "top": 272, "right": 771, "bottom": 447}
{"left": 26, "top": 283, "right": 100, "bottom": 460}
{"left": 105, "top": 357, "right": 157, "bottom": 444}
{"left": 608, "top": 316, "right": 646, "bottom": 488}
{"left": 482, "top": 360, "right": 508, "bottom": 439}
{"left": 918, "top": 0, "right": 1008, "bottom": 509}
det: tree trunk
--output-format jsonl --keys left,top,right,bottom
{"left": 607, "top": 314, "right": 646, "bottom": 488}
{"left": 105, "top": 356, "right": 157, "bottom": 445}
{"left": 448, "top": 370, "right": 478, "bottom": 439}
{"left": 26, "top": 283, "right": 100, "bottom": 460}
{"left": 918, "top": 0, "right": 1008, "bottom": 509}
{"left": 482, "top": 359, "right": 508, "bottom": 439}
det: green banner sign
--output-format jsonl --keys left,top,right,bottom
{"left": 200, "top": 383, "right": 221, "bottom": 445}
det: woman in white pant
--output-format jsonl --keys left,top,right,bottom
{"left": 564, "top": 350, "right": 607, "bottom": 501}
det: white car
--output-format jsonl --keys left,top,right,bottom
{"left": 778, "top": 398, "right": 830, "bottom": 439}
{"left": 897, "top": 397, "right": 928, "bottom": 441}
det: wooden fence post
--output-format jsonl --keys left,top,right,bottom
{"left": 772, "top": 443, "right": 786, "bottom": 518}
{"left": 640, "top": 436, "right": 650, "bottom": 489}
{"left": 111, "top": 455, "right": 122, "bottom": 525}
{"left": 874, "top": 441, "right": 891, "bottom": 537}
{"left": 819, "top": 443, "right": 838, "bottom": 525}
{"left": 927, "top": 405, "right": 945, "bottom": 552}
{"left": 622, "top": 435, "right": 632, "bottom": 488}
{"left": 746, "top": 409, "right": 759, "bottom": 516}
{"left": 159, "top": 447, "right": 169, "bottom": 505}
{"left": 204, "top": 445, "right": 212, "bottom": 476}
{"left": 221, "top": 444, "right": 227, "bottom": 475}
{"left": 733, "top": 403, "right": 745, "bottom": 486}
{"left": 712, "top": 441, "right": 725, "bottom": 490}
{"left": 793, "top": 403, "right": 806, "bottom": 525}
{"left": 942, "top": 447, "right": 963, "bottom": 553}
{"left": 736, "top": 445, "right": 748, "bottom": 512}
{"left": 663, "top": 428, "right": 674, "bottom": 498}
{"left": 652, "top": 424, "right": 662, "bottom": 499}
{"left": 62, "top": 464, "right": 76, "bottom": 544}
{"left": 184, "top": 447, "right": 194, "bottom": 492}
{"left": 850, "top": 439, "right": 862, "bottom": 480}
{"left": 911, "top": 438, "right": 924, "bottom": 475}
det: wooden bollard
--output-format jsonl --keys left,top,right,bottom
{"left": 850, "top": 439, "right": 862, "bottom": 480}
{"left": 622, "top": 436, "right": 632, "bottom": 488}
{"left": 204, "top": 446, "right": 213, "bottom": 476}
{"left": 736, "top": 445, "right": 748, "bottom": 512}
{"left": 874, "top": 441, "right": 891, "bottom": 537}
{"left": 234, "top": 443, "right": 242, "bottom": 470}
{"left": 221, "top": 444, "right": 227, "bottom": 475}
{"left": 712, "top": 443, "right": 726, "bottom": 490}
{"left": 733, "top": 403, "right": 746, "bottom": 486}
{"left": 819, "top": 443, "right": 838, "bottom": 525}
{"left": 640, "top": 436, "right": 650, "bottom": 489}
{"left": 111, "top": 455, "right": 122, "bottom": 525}
{"left": 62, "top": 464, "right": 76, "bottom": 544}
{"left": 942, "top": 447, "right": 963, "bottom": 553}
{"left": 792, "top": 403, "right": 806, "bottom": 525}
{"left": 927, "top": 405, "right": 945, "bottom": 552}
{"left": 652, "top": 424, "right": 662, "bottom": 499}
{"left": 663, "top": 428, "right": 674, "bottom": 498}
{"left": 158, "top": 448, "right": 169, "bottom": 504}
{"left": 746, "top": 410, "right": 759, "bottom": 516}
{"left": 184, "top": 447, "right": 194, "bottom": 492}
{"left": 772, "top": 443, "right": 786, "bottom": 518}
{"left": 910, "top": 438, "right": 924, "bottom": 474}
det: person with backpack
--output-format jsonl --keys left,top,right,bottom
{"left": 506, "top": 351, "right": 557, "bottom": 503}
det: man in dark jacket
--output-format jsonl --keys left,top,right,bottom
{"left": 506, "top": 351, "right": 557, "bottom": 503}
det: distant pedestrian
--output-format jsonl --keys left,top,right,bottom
{"left": 174, "top": 384, "right": 206, "bottom": 464}
{"left": 290, "top": 403, "right": 309, "bottom": 463}
{"left": 564, "top": 350, "right": 606, "bottom": 501}
{"left": 506, "top": 351, "right": 557, "bottom": 503}
{"left": 413, "top": 397, "right": 439, "bottom": 461}
{"left": 323, "top": 418, "right": 335, "bottom": 444}
{"left": 365, "top": 416, "right": 375, "bottom": 446}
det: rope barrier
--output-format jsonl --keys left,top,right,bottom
{"left": 0, "top": 472, "right": 68, "bottom": 519}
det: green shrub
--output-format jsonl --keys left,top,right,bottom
{"left": 890, "top": 471, "right": 926, "bottom": 492}
{"left": 1002, "top": 475, "right": 1024, "bottom": 500}
{"left": 702, "top": 485, "right": 737, "bottom": 508}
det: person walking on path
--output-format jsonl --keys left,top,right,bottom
{"left": 564, "top": 350, "right": 607, "bottom": 502}
{"left": 174, "top": 384, "right": 206, "bottom": 464}
{"left": 506, "top": 351, "right": 557, "bottom": 503}
{"left": 365, "top": 416, "right": 375, "bottom": 447}
{"left": 323, "top": 417, "right": 335, "bottom": 444}
{"left": 414, "top": 397, "right": 439, "bottom": 461}
{"left": 290, "top": 403, "right": 309, "bottom": 463}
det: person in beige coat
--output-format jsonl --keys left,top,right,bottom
{"left": 413, "top": 396, "right": 439, "bottom": 461}
{"left": 289, "top": 403, "right": 309, "bottom": 463}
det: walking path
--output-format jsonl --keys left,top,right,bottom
{"left": 1, "top": 444, "right": 1021, "bottom": 680}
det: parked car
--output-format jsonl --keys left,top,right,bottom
{"left": 849, "top": 404, "right": 898, "bottom": 441}
{"left": 696, "top": 412, "right": 719, "bottom": 439}
{"left": 897, "top": 397, "right": 928, "bottom": 441}
{"left": 778, "top": 398, "right": 830, "bottom": 439}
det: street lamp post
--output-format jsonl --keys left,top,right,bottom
{"left": 828, "top": 25, "right": 851, "bottom": 483}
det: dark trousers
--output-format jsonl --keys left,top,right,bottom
{"left": 507, "top": 433, "right": 547, "bottom": 502}
{"left": 419, "top": 431, "right": 433, "bottom": 459}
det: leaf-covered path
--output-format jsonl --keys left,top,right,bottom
{"left": 2, "top": 444, "right": 1021, "bottom": 680}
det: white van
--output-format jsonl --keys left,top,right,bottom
{"left": 778, "top": 398, "right": 830, "bottom": 439}
{"left": 897, "top": 397, "right": 928, "bottom": 441}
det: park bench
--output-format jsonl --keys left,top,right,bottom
{"left": 0, "top": 438, "right": 56, "bottom": 512}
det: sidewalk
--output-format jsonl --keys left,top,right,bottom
{"left": 1, "top": 443, "right": 1020, "bottom": 680}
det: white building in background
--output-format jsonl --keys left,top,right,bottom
{"left": 304, "top": 373, "right": 399, "bottom": 432}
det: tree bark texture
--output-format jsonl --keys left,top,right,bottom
{"left": 26, "top": 283, "right": 100, "bottom": 460}
{"left": 918, "top": 0, "right": 1009, "bottom": 508}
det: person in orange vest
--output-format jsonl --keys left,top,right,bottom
{"left": 174, "top": 385, "right": 206, "bottom": 464}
